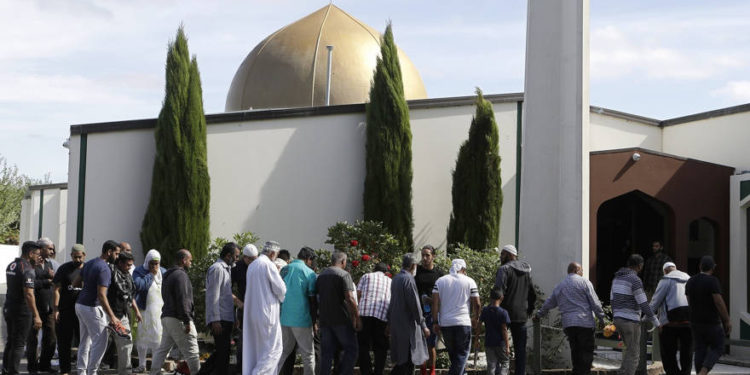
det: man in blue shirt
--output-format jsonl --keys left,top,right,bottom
{"left": 201, "top": 242, "right": 240, "bottom": 375}
{"left": 277, "top": 247, "right": 318, "bottom": 375}
{"left": 75, "top": 240, "right": 121, "bottom": 375}
{"left": 535, "top": 262, "right": 605, "bottom": 375}
{"left": 481, "top": 288, "right": 510, "bottom": 375}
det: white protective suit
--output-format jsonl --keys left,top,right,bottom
{"left": 242, "top": 254, "right": 287, "bottom": 375}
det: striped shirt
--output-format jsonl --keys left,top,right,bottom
{"left": 610, "top": 267, "right": 657, "bottom": 322}
{"left": 536, "top": 273, "right": 605, "bottom": 328}
{"left": 357, "top": 271, "right": 392, "bottom": 321}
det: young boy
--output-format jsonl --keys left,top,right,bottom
{"left": 480, "top": 287, "right": 511, "bottom": 375}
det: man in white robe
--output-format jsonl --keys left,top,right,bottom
{"left": 243, "top": 241, "right": 287, "bottom": 375}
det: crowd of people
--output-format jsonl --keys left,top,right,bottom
{"left": 1, "top": 238, "right": 732, "bottom": 375}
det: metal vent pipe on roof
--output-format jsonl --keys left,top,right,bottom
{"left": 326, "top": 45, "right": 334, "bottom": 106}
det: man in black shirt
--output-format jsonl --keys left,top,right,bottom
{"left": 685, "top": 256, "right": 731, "bottom": 375}
{"left": 414, "top": 245, "right": 443, "bottom": 375}
{"left": 149, "top": 249, "right": 200, "bottom": 375}
{"left": 3, "top": 241, "right": 43, "bottom": 375}
{"left": 53, "top": 244, "right": 86, "bottom": 375}
{"left": 27, "top": 237, "right": 58, "bottom": 373}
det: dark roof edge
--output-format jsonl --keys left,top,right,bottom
{"left": 28, "top": 183, "right": 68, "bottom": 191}
{"left": 70, "top": 94, "right": 525, "bottom": 135}
{"left": 591, "top": 147, "right": 735, "bottom": 170}
{"left": 662, "top": 103, "right": 750, "bottom": 127}
{"left": 590, "top": 106, "right": 660, "bottom": 126}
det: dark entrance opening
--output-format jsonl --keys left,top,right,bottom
{"left": 595, "top": 190, "right": 672, "bottom": 302}
{"left": 687, "top": 217, "right": 717, "bottom": 275}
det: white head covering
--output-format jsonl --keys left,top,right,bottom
{"left": 450, "top": 259, "right": 467, "bottom": 275}
{"left": 143, "top": 249, "right": 161, "bottom": 268}
{"left": 662, "top": 261, "right": 676, "bottom": 271}
{"left": 243, "top": 244, "right": 259, "bottom": 257}
{"left": 143, "top": 249, "right": 163, "bottom": 283}
{"left": 501, "top": 244, "right": 518, "bottom": 256}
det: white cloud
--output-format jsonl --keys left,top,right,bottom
{"left": 711, "top": 81, "right": 750, "bottom": 102}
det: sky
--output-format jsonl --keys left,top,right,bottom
{"left": 1, "top": 0, "right": 749, "bottom": 182}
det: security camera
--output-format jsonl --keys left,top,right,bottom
{"left": 632, "top": 152, "right": 641, "bottom": 162}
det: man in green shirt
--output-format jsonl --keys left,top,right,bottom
{"left": 277, "top": 247, "right": 318, "bottom": 375}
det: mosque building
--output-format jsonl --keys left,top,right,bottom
{"left": 19, "top": 3, "right": 750, "bottom": 354}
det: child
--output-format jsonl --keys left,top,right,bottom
{"left": 480, "top": 287, "right": 511, "bottom": 375}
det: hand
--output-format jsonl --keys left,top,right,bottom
{"left": 432, "top": 323, "right": 440, "bottom": 335}
{"left": 33, "top": 315, "right": 42, "bottom": 330}
{"left": 135, "top": 311, "right": 143, "bottom": 323}
{"left": 313, "top": 322, "right": 319, "bottom": 336}
{"left": 504, "top": 345, "right": 510, "bottom": 356}
{"left": 422, "top": 327, "right": 430, "bottom": 338}
{"left": 47, "top": 269, "right": 55, "bottom": 278}
{"left": 724, "top": 321, "right": 732, "bottom": 336}
{"left": 233, "top": 295, "right": 243, "bottom": 308}
{"left": 184, "top": 321, "right": 192, "bottom": 334}
{"left": 54, "top": 310, "right": 60, "bottom": 323}
{"left": 211, "top": 321, "right": 223, "bottom": 336}
{"left": 471, "top": 318, "right": 479, "bottom": 331}
{"left": 353, "top": 317, "right": 362, "bottom": 332}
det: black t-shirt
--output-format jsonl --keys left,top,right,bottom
{"left": 480, "top": 305, "right": 511, "bottom": 347}
{"left": 232, "top": 261, "right": 248, "bottom": 301}
{"left": 52, "top": 261, "right": 83, "bottom": 312}
{"left": 685, "top": 273, "right": 722, "bottom": 325}
{"left": 33, "top": 259, "right": 56, "bottom": 314}
{"left": 415, "top": 265, "right": 443, "bottom": 299}
{"left": 4, "top": 257, "right": 35, "bottom": 314}
{"left": 316, "top": 267, "right": 355, "bottom": 327}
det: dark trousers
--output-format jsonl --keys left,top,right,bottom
{"left": 659, "top": 325, "right": 692, "bottom": 375}
{"left": 199, "top": 321, "right": 234, "bottom": 375}
{"left": 509, "top": 322, "right": 527, "bottom": 375}
{"left": 279, "top": 343, "right": 296, "bottom": 375}
{"left": 358, "top": 317, "right": 388, "bottom": 375}
{"left": 390, "top": 352, "right": 413, "bottom": 375}
{"left": 320, "top": 325, "right": 358, "bottom": 375}
{"left": 563, "top": 327, "right": 595, "bottom": 375}
{"left": 442, "top": 326, "right": 471, "bottom": 375}
{"left": 692, "top": 323, "right": 725, "bottom": 372}
{"left": 3, "top": 309, "right": 32, "bottom": 375}
{"left": 27, "top": 312, "right": 56, "bottom": 371}
{"left": 57, "top": 308, "right": 81, "bottom": 373}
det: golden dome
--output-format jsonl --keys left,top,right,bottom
{"left": 225, "top": 4, "right": 427, "bottom": 111}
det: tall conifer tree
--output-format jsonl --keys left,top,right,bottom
{"left": 447, "top": 88, "right": 503, "bottom": 250}
{"left": 141, "top": 26, "right": 210, "bottom": 265}
{"left": 364, "top": 23, "right": 414, "bottom": 250}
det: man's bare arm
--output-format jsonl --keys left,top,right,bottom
{"left": 98, "top": 285, "right": 120, "bottom": 325}
{"left": 345, "top": 290, "right": 361, "bottom": 331}
{"left": 712, "top": 293, "right": 732, "bottom": 334}
{"left": 25, "top": 287, "right": 42, "bottom": 329}
{"left": 53, "top": 284, "right": 61, "bottom": 322}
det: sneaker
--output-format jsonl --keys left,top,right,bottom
{"left": 132, "top": 366, "right": 146, "bottom": 373}
{"left": 107, "top": 321, "right": 131, "bottom": 339}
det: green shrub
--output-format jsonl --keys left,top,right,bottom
{"left": 324, "top": 220, "right": 404, "bottom": 282}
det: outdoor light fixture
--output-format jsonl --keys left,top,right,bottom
{"left": 62, "top": 138, "right": 70, "bottom": 149}
{"left": 632, "top": 152, "right": 641, "bottom": 162}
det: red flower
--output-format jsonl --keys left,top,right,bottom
{"left": 361, "top": 254, "right": 371, "bottom": 261}
{"left": 385, "top": 272, "right": 392, "bottom": 278}
{"left": 350, "top": 240, "right": 359, "bottom": 247}
{"left": 352, "top": 260, "right": 360, "bottom": 267}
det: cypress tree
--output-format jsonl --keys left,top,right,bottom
{"left": 141, "top": 26, "right": 210, "bottom": 266}
{"left": 363, "top": 23, "right": 414, "bottom": 250}
{"left": 447, "top": 88, "right": 503, "bottom": 250}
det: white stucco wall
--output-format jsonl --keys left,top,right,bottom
{"left": 729, "top": 173, "right": 750, "bottom": 356}
{"left": 589, "top": 112, "right": 662, "bottom": 152}
{"left": 17, "top": 187, "right": 67, "bottom": 262}
{"left": 63, "top": 100, "right": 520, "bottom": 265}
{"left": 663, "top": 111, "right": 750, "bottom": 171}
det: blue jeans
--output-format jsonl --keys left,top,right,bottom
{"left": 509, "top": 322, "right": 527, "bottom": 375}
{"left": 320, "top": 325, "right": 358, "bottom": 375}
{"left": 692, "top": 323, "right": 725, "bottom": 372}
{"left": 442, "top": 326, "right": 471, "bottom": 375}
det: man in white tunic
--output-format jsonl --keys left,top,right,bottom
{"left": 243, "top": 241, "right": 287, "bottom": 375}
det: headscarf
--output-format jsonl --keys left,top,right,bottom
{"left": 143, "top": 249, "right": 163, "bottom": 283}
{"left": 450, "top": 259, "right": 467, "bottom": 275}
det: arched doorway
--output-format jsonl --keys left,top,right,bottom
{"left": 595, "top": 190, "right": 673, "bottom": 302}
{"left": 687, "top": 217, "right": 717, "bottom": 275}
